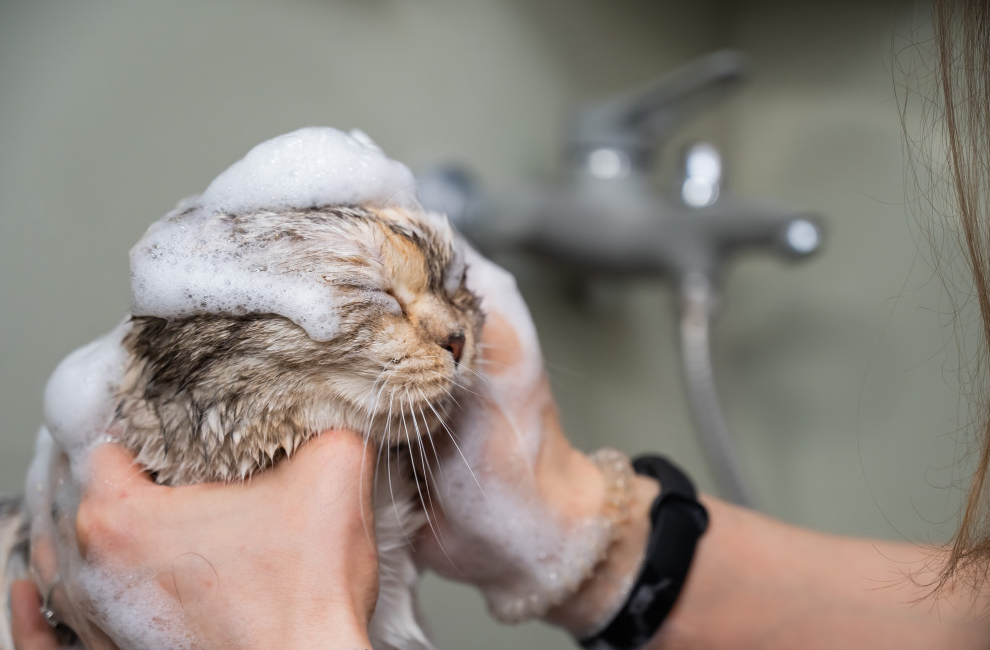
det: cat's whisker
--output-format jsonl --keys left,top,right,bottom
{"left": 446, "top": 378, "right": 486, "bottom": 400}
{"left": 435, "top": 397, "right": 452, "bottom": 420}
{"left": 420, "top": 388, "right": 454, "bottom": 441}
{"left": 364, "top": 371, "right": 392, "bottom": 435}
{"left": 373, "top": 387, "right": 394, "bottom": 498}
{"left": 454, "top": 364, "right": 493, "bottom": 389}
{"left": 420, "top": 388, "right": 486, "bottom": 498}
{"left": 408, "top": 397, "right": 455, "bottom": 564}
{"left": 443, "top": 389, "right": 463, "bottom": 410}
{"left": 402, "top": 391, "right": 446, "bottom": 554}
{"left": 474, "top": 358, "right": 509, "bottom": 370}
{"left": 444, "top": 370, "right": 537, "bottom": 477}
{"left": 418, "top": 370, "right": 464, "bottom": 411}
{"left": 417, "top": 353, "right": 494, "bottom": 389}
{"left": 359, "top": 371, "right": 389, "bottom": 541}
{"left": 418, "top": 403, "right": 447, "bottom": 485}
{"left": 385, "top": 392, "right": 412, "bottom": 544}
{"left": 374, "top": 426, "right": 387, "bottom": 493}
{"left": 486, "top": 391, "right": 536, "bottom": 474}
{"left": 415, "top": 446, "right": 457, "bottom": 569}
{"left": 418, "top": 397, "right": 454, "bottom": 495}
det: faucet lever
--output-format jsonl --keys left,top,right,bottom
{"left": 570, "top": 50, "right": 747, "bottom": 167}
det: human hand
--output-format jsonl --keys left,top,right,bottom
{"left": 20, "top": 430, "right": 377, "bottom": 650}
{"left": 416, "top": 246, "right": 659, "bottom": 635}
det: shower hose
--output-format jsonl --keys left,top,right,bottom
{"left": 678, "top": 273, "right": 756, "bottom": 508}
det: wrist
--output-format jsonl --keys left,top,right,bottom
{"left": 265, "top": 587, "right": 374, "bottom": 650}
{"left": 543, "top": 474, "right": 659, "bottom": 636}
{"left": 485, "top": 448, "right": 637, "bottom": 624}
{"left": 279, "top": 612, "right": 372, "bottom": 650}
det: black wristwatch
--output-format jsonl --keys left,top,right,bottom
{"left": 578, "top": 455, "right": 709, "bottom": 650}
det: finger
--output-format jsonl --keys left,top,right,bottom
{"left": 478, "top": 311, "right": 524, "bottom": 373}
{"left": 273, "top": 431, "right": 376, "bottom": 533}
{"left": 83, "top": 443, "right": 156, "bottom": 497}
{"left": 76, "top": 444, "right": 158, "bottom": 559}
{"left": 276, "top": 430, "right": 371, "bottom": 489}
{"left": 10, "top": 580, "right": 59, "bottom": 650}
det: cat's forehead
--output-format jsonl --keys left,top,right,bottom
{"left": 373, "top": 206, "right": 457, "bottom": 290}
{"left": 378, "top": 208, "right": 458, "bottom": 280}
{"left": 229, "top": 205, "right": 459, "bottom": 292}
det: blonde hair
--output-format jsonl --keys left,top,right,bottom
{"left": 921, "top": 0, "right": 990, "bottom": 591}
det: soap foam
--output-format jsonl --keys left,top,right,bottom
{"left": 42, "top": 321, "right": 129, "bottom": 471}
{"left": 129, "top": 208, "right": 344, "bottom": 341}
{"left": 25, "top": 428, "right": 195, "bottom": 650}
{"left": 130, "top": 127, "right": 426, "bottom": 342}
{"left": 198, "top": 127, "right": 419, "bottom": 215}
{"left": 78, "top": 564, "right": 196, "bottom": 650}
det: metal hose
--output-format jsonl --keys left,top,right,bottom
{"left": 678, "top": 273, "right": 757, "bottom": 507}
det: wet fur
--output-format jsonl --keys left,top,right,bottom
{"left": 1, "top": 204, "right": 483, "bottom": 650}
{"left": 118, "top": 205, "right": 482, "bottom": 485}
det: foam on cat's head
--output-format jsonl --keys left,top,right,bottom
{"left": 198, "top": 127, "right": 420, "bottom": 215}
{"left": 129, "top": 127, "right": 440, "bottom": 343}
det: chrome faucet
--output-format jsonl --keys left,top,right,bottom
{"left": 418, "top": 51, "right": 824, "bottom": 507}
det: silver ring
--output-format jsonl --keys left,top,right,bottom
{"left": 40, "top": 584, "right": 60, "bottom": 628}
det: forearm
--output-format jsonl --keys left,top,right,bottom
{"left": 649, "top": 496, "right": 990, "bottom": 650}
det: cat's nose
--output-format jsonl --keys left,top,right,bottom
{"left": 442, "top": 332, "right": 465, "bottom": 364}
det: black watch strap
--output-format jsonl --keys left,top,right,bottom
{"left": 578, "top": 455, "right": 708, "bottom": 650}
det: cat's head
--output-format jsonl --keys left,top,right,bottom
{"left": 117, "top": 204, "right": 484, "bottom": 482}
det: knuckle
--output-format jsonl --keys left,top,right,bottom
{"left": 75, "top": 495, "right": 121, "bottom": 557}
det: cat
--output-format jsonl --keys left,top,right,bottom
{"left": 0, "top": 202, "right": 484, "bottom": 650}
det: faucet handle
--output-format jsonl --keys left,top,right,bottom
{"left": 569, "top": 50, "right": 747, "bottom": 167}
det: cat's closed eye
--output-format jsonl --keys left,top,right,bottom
{"left": 383, "top": 288, "right": 407, "bottom": 316}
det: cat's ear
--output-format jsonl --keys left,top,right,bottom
{"left": 443, "top": 237, "right": 467, "bottom": 298}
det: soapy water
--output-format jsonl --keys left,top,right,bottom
{"left": 26, "top": 427, "right": 198, "bottom": 650}
{"left": 26, "top": 126, "right": 593, "bottom": 647}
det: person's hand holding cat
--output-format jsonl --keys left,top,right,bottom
{"left": 416, "top": 247, "right": 660, "bottom": 636}
{"left": 12, "top": 431, "right": 379, "bottom": 650}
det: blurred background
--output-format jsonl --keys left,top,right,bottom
{"left": 0, "top": 0, "right": 968, "bottom": 647}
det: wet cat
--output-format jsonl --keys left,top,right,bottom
{"left": 0, "top": 201, "right": 484, "bottom": 650}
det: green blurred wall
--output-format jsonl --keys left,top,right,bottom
{"left": 0, "top": 1, "right": 963, "bottom": 647}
